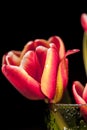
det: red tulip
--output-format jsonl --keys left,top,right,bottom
{"left": 72, "top": 81, "right": 87, "bottom": 121}
{"left": 1, "top": 36, "right": 79, "bottom": 103}
{"left": 81, "top": 13, "right": 87, "bottom": 32}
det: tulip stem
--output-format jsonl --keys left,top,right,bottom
{"left": 46, "top": 104, "right": 68, "bottom": 130}
{"left": 52, "top": 110, "right": 68, "bottom": 130}
{"left": 83, "top": 32, "right": 87, "bottom": 76}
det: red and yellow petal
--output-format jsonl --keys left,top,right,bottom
{"left": 48, "top": 36, "right": 65, "bottom": 59}
{"left": 41, "top": 45, "right": 59, "bottom": 99}
{"left": 2, "top": 65, "right": 45, "bottom": 100}
{"left": 34, "top": 39, "right": 50, "bottom": 48}
{"left": 51, "top": 58, "right": 68, "bottom": 103}
{"left": 65, "top": 49, "right": 80, "bottom": 57}
{"left": 61, "top": 58, "right": 68, "bottom": 89}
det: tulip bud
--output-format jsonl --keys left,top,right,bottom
{"left": 81, "top": 13, "right": 87, "bottom": 76}
{"left": 81, "top": 13, "right": 87, "bottom": 32}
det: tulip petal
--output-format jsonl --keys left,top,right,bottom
{"left": 72, "top": 81, "right": 86, "bottom": 104}
{"left": 34, "top": 39, "right": 49, "bottom": 48}
{"left": 72, "top": 82, "right": 87, "bottom": 121}
{"left": 83, "top": 83, "right": 87, "bottom": 103}
{"left": 12, "top": 50, "right": 21, "bottom": 57}
{"left": 20, "top": 51, "right": 42, "bottom": 82}
{"left": 5, "top": 51, "right": 21, "bottom": 66}
{"left": 2, "top": 51, "right": 21, "bottom": 66}
{"left": 20, "top": 41, "right": 35, "bottom": 59}
{"left": 51, "top": 58, "right": 68, "bottom": 103}
{"left": 41, "top": 45, "right": 59, "bottom": 99}
{"left": 58, "top": 58, "right": 68, "bottom": 90}
{"left": 65, "top": 49, "right": 80, "bottom": 57}
{"left": 36, "top": 46, "right": 47, "bottom": 70}
{"left": 2, "top": 65, "right": 45, "bottom": 100}
{"left": 48, "top": 36, "right": 65, "bottom": 59}
{"left": 2, "top": 54, "right": 7, "bottom": 65}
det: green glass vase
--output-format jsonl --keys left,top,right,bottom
{"left": 45, "top": 104, "right": 87, "bottom": 130}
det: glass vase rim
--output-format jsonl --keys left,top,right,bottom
{"left": 50, "top": 103, "right": 87, "bottom": 107}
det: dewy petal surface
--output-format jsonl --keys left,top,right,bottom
{"left": 41, "top": 44, "right": 59, "bottom": 99}
{"left": 2, "top": 65, "right": 45, "bottom": 100}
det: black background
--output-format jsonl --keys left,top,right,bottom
{"left": 0, "top": 1, "right": 87, "bottom": 130}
